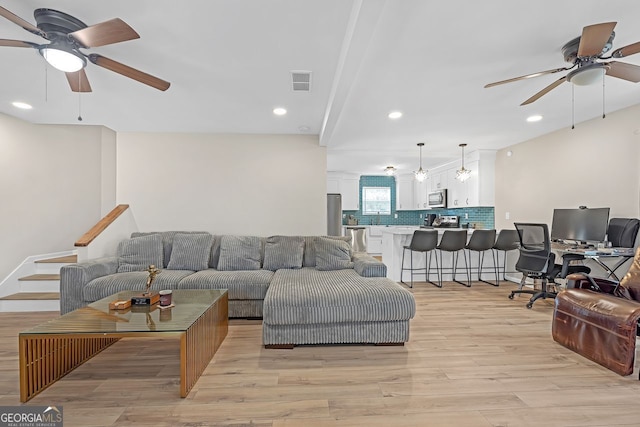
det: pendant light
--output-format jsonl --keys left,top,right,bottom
{"left": 456, "top": 143, "right": 471, "bottom": 182}
{"left": 384, "top": 166, "right": 396, "bottom": 176}
{"left": 414, "top": 143, "right": 427, "bottom": 182}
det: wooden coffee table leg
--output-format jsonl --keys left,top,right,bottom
{"left": 180, "top": 293, "right": 228, "bottom": 397}
{"left": 19, "top": 334, "right": 119, "bottom": 402}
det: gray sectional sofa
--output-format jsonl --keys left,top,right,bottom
{"left": 60, "top": 231, "right": 416, "bottom": 346}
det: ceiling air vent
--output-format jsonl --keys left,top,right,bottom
{"left": 291, "top": 71, "right": 311, "bottom": 92}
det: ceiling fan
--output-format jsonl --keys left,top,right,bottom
{"left": 0, "top": 6, "right": 170, "bottom": 93}
{"left": 485, "top": 22, "right": 640, "bottom": 105}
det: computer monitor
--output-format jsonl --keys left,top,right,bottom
{"left": 550, "top": 207, "right": 610, "bottom": 243}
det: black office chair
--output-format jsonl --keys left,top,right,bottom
{"left": 602, "top": 218, "right": 640, "bottom": 278}
{"left": 508, "top": 223, "right": 590, "bottom": 309}
{"left": 492, "top": 229, "right": 519, "bottom": 285}
{"left": 434, "top": 230, "right": 469, "bottom": 288}
{"left": 400, "top": 229, "right": 439, "bottom": 288}
{"left": 463, "top": 229, "right": 498, "bottom": 286}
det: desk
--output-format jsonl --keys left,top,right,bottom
{"left": 552, "top": 244, "right": 634, "bottom": 281}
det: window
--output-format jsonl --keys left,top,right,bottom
{"left": 362, "top": 187, "right": 391, "bottom": 215}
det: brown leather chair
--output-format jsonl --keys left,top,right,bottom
{"left": 552, "top": 247, "right": 640, "bottom": 377}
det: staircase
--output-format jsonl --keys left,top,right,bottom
{"left": 0, "top": 254, "right": 77, "bottom": 312}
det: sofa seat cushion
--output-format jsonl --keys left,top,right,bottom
{"left": 177, "top": 269, "right": 273, "bottom": 300}
{"left": 83, "top": 270, "right": 195, "bottom": 302}
{"left": 263, "top": 268, "right": 415, "bottom": 325}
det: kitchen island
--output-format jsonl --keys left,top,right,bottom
{"left": 382, "top": 227, "right": 497, "bottom": 283}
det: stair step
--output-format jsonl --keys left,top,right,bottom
{"left": 0, "top": 292, "right": 60, "bottom": 301}
{"left": 35, "top": 255, "right": 77, "bottom": 264}
{"left": 18, "top": 274, "right": 60, "bottom": 281}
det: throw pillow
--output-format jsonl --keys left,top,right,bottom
{"left": 303, "top": 235, "right": 352, "bottom": 267}
{"left": 263, "top": 236, "right": 304, "bottom": 271}
{"left": 217, "top": 235, "right": 261, "bottom": 271}
{"left": 315, "top": 237, "right": 354, "bottom": 271}
{"left": 166, "top": 233, "right": 214, "bottom": 271}
{"left": 117, "top": 234, "right": 164, "bottom": 273}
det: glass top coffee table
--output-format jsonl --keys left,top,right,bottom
{"left": 19, "top": 289, "right": 228, "bottom": 402}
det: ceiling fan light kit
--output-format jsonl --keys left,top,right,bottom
{"left": 40, "top": 44, "right": 86, "bottom": 72}
{"left": 485, "top": 21, "right": 640, "bottom": 105}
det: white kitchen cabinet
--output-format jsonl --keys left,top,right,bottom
{"left": 327, "top": 172, "right": 360, "bottom": 211}
{"left": 395, "top": 174, "right": 414, "bottom": 211}
{"left": 413, "top": 178, "right": 428, "bottom": 209}
{"left": 430, "top": 172, "right": 444, "bottom": 191}
{"left": 441, "top": 152, "right": 494, "bottom": 207}
{"left": 367, "top": 226, "right": 385, "bottom": 254}
{"left": 341, "top": 176, "right": 360, "bottom": 210}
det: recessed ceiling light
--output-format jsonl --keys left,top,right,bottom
{"left": 526, "top": 114, "right": 543, "bottom": 122}
{"left": 273, "top": 107, "right": 287, "bottom": 116}
{"left": 12, "top": 101, "right": 32, "bottom": 110}
{"left": 388, "top": 111, "right": 402, "bottom": 119}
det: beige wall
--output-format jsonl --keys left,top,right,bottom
{"left": 116, "top": 132, "right": 327, "bottom": 235}
{"left": 495, "top": 104, "right": 640, "bottom": 230}
{"left": 0, "top": 113, "right": 108, "bottom": 279}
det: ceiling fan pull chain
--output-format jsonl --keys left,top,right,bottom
{"left": 571, "top": 84, "right": 575, "bottom": 130}
{"left": 602, "top": 72, "right": 606, "bottom": 119}
{"left": 77, "top": 73, "right": 83, "bottom": 122}
{"left": 44, "top": 61, "right": 48, "bottom": 102}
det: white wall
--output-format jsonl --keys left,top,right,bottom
{"left": 495, "top": 104, "right": 640, "bottom": 230}
{"left": 100, "top": 127, "right": 117, "bottom": 216}
{"left": 0, "top": 113, "right": 108, "bottom": 279}
{"left": 116, "top": 132, "right": 327, "bottom": 235}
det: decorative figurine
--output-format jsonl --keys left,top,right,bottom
{"left": 144, "top": 264, "right": 161, "bottom": 296}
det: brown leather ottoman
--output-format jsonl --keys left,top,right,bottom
{"left": 553, "top": 288, "right": 640, "bottom": 376}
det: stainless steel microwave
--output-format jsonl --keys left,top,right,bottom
{"left": 428, "top": 189, "right": 447, "bottom": 208}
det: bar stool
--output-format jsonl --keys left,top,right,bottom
{"left": 400, "top": 229, "right": 439, "bottom": 288}
{"left": 492, "top": 229, "right": 519, "bottom": 286}
{"left": 434, "top": 230, "right": 469, "bottom": 288}
{"left": 464, "top": 229, "right": 498, "bottom": 286}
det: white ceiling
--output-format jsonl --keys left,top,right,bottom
{"left": 1, "top": 0, "right": 640, "bottom": 175}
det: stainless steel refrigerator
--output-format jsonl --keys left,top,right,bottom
{"left": 327, "top": 193, "right": 342, "bottom": 236}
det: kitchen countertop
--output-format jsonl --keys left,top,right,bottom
{"left": 381, "top": 227, "right": 473, "bottom": 235}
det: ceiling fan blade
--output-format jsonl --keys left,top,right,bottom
{"left": 611, "top": 41, "right": 640, "bottom": 59}
{"left": 0, "top": 39, "right": 38, "bottom": 48}
{"left": 577, "top": 22, "right": 616, "bottom": 57}
{"left": 606, "top": 61, "right": 640, "bottom": 83}
{"left": 484, "top": 66, "right": 572, "bottom": 88}
{"left": 69, "top": 18, "right": 139, "bottom": 48}
{"left": 0, "top": 6, "right": 46, "bottom": 38}
{"left": 65, "top": 69, "right": 92, "bottom": 92}
{"left": 88, "top": 54, "right": 170, "bottom": 91}
{"left": 520, "top": 76, "right": 567, "bottom": 106}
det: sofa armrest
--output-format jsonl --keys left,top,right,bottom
{"left": 60, "top": 257, "right": 118, "bottom": 314}
{"left": 565, "top": 273, "right": 631, "bottom": 300}
{"left": 352, "top": 253, "right": 387, "bottom": 277}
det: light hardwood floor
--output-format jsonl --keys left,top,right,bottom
{"left": 3, "top": 282, "right": 640, "bottom": 426}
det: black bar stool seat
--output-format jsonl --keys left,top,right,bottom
{"left": 464, "top": 229, "right": 498, "bottom": 286}
{"left": 434, "top": 230, "right": 469, "bottom": 288}
{"left": 400, "top": 229, "right": 439, "bottom": 288}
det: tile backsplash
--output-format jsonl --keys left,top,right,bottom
{"left": 342, "top": 175, "right": 495, "bottom": 229}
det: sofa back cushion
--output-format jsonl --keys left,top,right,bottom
{"left": 131, "top": 231, "right": 208, "bottom": 268}
{"left": 314, "top": 237, "right": 354, "bottom": 271}
{"left": 262, "top": 236, "right": 304, "bottom": 271}
{"left": 117, "top": 234, "right": 164, "bottom": 273}
{"left": 217, "top": 235, "right": 262, "bottom": 271}
{"left": 303, "top": 235, "right": 352, "bottom": 267}
{"left": 166, "top": 232, "right": 214, "bottom": 271}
